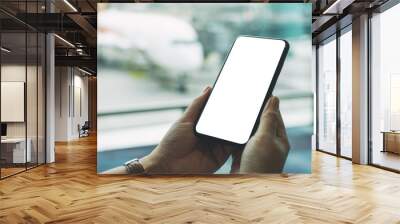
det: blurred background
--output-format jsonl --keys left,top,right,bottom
{"left": 97, "top": 3, "right": 312, "bottom": 174}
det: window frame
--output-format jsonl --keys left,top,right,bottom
{"left": 315, "top": 22, "right": 353, "bottom": 160}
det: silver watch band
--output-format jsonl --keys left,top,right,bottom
{"left": 124, "top": 158, "right": 145, "bottom": 174}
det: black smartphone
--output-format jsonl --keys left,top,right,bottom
{"left": 194, "top": 36, "right": 289, "bottom": 145}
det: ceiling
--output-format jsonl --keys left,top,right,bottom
{"left": 311, "top": 0, "right": 390, "bottom": 43}
{"left": 0, "top": 0, "right": 98, "bottom": 74}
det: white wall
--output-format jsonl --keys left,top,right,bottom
{"left": 71, "top": 73, "right": 89, "bottom": 138}
{"left": 1, "top": 65, "right": 26, "bottom": 133}
{"left": 55, "top": 66, "right": 70, "bottom": 141}
{"left": 55, "top": 67, "right": 89, "bottom": 141}
{"left": 1, "top": 65, "right": 39, "bottom": 138}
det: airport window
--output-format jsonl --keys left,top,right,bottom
{"left": 370, "top": 3, "right": 400, "bottom": 171}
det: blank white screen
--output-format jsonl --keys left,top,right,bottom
{"left": 195, "top": 36, "right": 286, "bottom": 144}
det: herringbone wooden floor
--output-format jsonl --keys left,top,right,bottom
{"left": 1, "top": 135, "right": 400, "bottom": 224}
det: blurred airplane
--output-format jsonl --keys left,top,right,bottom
{"left": 98, "top": 10, "right": 204, "bottom": 92}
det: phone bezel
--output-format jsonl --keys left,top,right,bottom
{"left": 193, "top": 35, "right": 289, "bottom": 146}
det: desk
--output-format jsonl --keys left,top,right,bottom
{"left": 382, "top": 131, "right": 400, "bottom": 154}
{"left": 1, "top": 138, "right": 31, "bottom": 163}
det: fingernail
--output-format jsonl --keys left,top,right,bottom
{"left": 202, "top": 86, "right": 210, "bottom": 93}
{"left": 269, "top": 96, "right": 279, "bottom": 111}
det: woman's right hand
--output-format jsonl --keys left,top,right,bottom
{"left": 239, "top": 96, "right": 290, "bottom": 173}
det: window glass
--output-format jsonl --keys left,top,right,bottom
{"left": 371, "top": 4, "right": 400, "bottom": 171}
{"left": 27, "top": 29, "right": 38, "bottom": 168}
{"left": 317, "top": 37, "right": 337, "bottom": 154}
{"left": 37, "top": 32, "right": 46, "bottom": 165}
{"left": 1, "top": 26, "right": 28, "bottom": 177}
{"left": 339, "top": 29, "right": 352, "bottom": 158}
{"left": 0, "top": 1, "right": 46, "bottom": 178}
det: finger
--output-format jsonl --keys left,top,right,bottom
{"left": 180, "top": 86, "right": 211, "bottom": 122}
{"left": 205, "top": 141, "right": 231, "bottom": 168}
{"left": 230, "top": 148, "right": 243, "bottom": 174}
{"left": 276, "top": 109, "right": 287, "bottom": 138}
{"left": 257, "top": 96, "right": 279, "bottom": 137}
{"left": 276, "top": 109, "right": 290, "bottom": 148}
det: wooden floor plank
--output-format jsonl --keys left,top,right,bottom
{"left": 1, "top": 135, "right": 400, "bottom": 223}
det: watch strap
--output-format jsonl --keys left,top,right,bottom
{"left": 124, "top": 158, "right": 145, "bottom": 174}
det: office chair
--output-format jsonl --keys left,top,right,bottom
{"left": 79, "top": 121, "right": 90, "bottom": 138}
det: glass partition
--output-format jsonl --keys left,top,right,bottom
{"left": 0, "top": 1, "right": 46, "bottom": 179}
{"left": 26, "top": 0, "right": 43, "bottom": 169}
{"left": 27, "top": 30, "right": 38, "bottom": 169}
{"left": 38, "top": 32, "right": 45, "bottom": 165}
{"left": 1, "top": 30, "right": 28, "bottom": 177}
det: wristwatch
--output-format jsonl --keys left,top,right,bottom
{"left": 124, "top": 158, "right": 145, "bottom": 174}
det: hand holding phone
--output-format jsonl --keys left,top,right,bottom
{"left": 104, "top": 36, "right": 290, "bottom": 175}
{"left": 195, "top": 36, "right": 289, "bottom": 144}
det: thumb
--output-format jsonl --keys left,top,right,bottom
{"left": 256, "top": 96, "right": 280, "bottom": 137}
{"left": 180, "top": 86, "right": 211, "bottom": 122}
